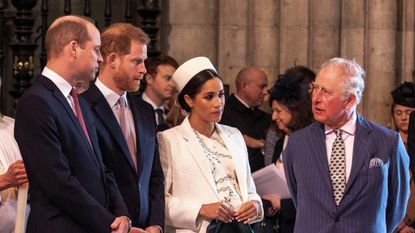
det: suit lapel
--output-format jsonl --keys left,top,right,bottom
{"left": 88, "top": 86, "right": 137, "bottom": 173}
{"left": 180, "top": 118, "right": 220, "bottom": 199}
{"left": 40, "top": 76, "right": 101, "bottom": 169}
{"left": 129, "top": 95, "right": 148, "bottom": 177}
{"left": 344, "top": 115, "right": 373, "bottom": 195}
{"left": 309, "top": 123, "right": 333, "bottom": 191}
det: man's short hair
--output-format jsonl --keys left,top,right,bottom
{"left": 235, "top": 67, "right": 252, "bottom": 90}
{"left": 320, "top": 57, "right": 365, "bottom": 104}
{"left": 45, "top": 16, "right": 94, "bottom": 59}
{"left": 100, "top": 23, "right": 150, "bottom": 63}
{"left": 139, "top": 55, "right": 179, "bottom": 93}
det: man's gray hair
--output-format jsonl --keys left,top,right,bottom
{"left": 321, "top": 57, "right": 365, "bottom": 104}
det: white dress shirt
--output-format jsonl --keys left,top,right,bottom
{"left": 324, "top": 112, "right": 357, "bottom": 182}
{"left": 142, "top": 92, "right": 166, "bottom": 125}
{"left": 42, "top": 67, "right": 75, "bottom": 113}
{"left": 95, "top": 78, "right": 137, "bottom": 144}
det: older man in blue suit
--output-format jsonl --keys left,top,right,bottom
{"left": 284, "top": 58, "right": 410, "bottom": 233}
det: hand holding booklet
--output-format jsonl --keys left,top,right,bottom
{"left": 252, "top": 164, "right": 291, "bottom": 198}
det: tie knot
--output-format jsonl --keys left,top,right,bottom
{"left": 334, "top": 129, "right": 342, "bottom": 138}
{"left": 155, "top": 108, "right": 164, "bottom": 115}
{"left": 70, "top": 87, "right": 77, "bottom": 98}
{"left": 118, "top": 96, "right": 127, "bottom": 108}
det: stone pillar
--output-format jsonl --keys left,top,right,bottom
{"left": 309, "top": 0, "right": 340, "bottom": 71}
{"left": 340, "top": 0, "right": 366, "bottom": 114}
{"left": 251, "top": 0, "right": 280, "bottom": 85}
{"left": 217, "top": 0, "right": 248, "bottom": 92}
{"left": 365, "top": 0, "right": 397, "bottom": 126}
{"left": 396, "top": 0, "right": 415, "bottom": 83}
{"left": 279, "top": 0, "right": 310, "bottom": 73}
{"left": 166, "top": 0, "right": 217, "bottom": 64}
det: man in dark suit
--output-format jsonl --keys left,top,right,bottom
{"left": 82, "top": 23, "right": 164, "bottom": 233}
{"left": 14, "top": 16, "right": 131, "bottom": 233}
{"left": 220, "top": 67, "right": 271, "bottom": 172}
{"left": 139, "top": 55, "right": 178, "bottom": 131}
{"left": 284, "top": 57, "right": 410, "bottom": 233}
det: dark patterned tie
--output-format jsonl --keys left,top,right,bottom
{"left": 155, "top": 108, "right": 165, "bottom": 125}
{"left": 70, "top": 88, "right": 91, "bottom": 145}
{"left": 329, "top": 129, "right": 346, "bottom": 206}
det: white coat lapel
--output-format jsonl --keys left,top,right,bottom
{"left": 180, "top": 118, "right": 220, "bottom": 199}
{"left": 215, "top": 124, "right": 248, "bottom": 202}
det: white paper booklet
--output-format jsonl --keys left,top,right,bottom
{"left": 252, "top": 164, "right": 291, "bottom": 198}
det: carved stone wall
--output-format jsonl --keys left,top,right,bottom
{"left": 1, "top": 0, "right": 414, "bottom": 126}
{"left": 162, "top": 0, "right": 415, "bottom": 126}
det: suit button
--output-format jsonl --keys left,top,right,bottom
{"left": 334, "top": 216, "right": 339, "bottom": 222}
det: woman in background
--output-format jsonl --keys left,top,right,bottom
{"left": 260, "top": 69, "right": 314, "bottom": 233}
{"left": 391, "top": 82, "right": 415, "bottom": 233}
{"left": 157, "top": 57, "right": 263, "bottom": 233}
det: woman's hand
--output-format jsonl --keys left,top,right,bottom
{"left": 262, "top": 194, "right": 281, "bottom": 216}
{"left": 235, "top": 200, "right": 260, "bottom": 224}
{"left": 198, "top": 202, "right": 235, "bottom": 223}
{"left": 0, "top": 160, "right": 27, "bottom": 191}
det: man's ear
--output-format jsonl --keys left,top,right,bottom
{"left": 69, "top": 41, "right": 78, "bottom": 58}
{"left": 344, "top": 94, "right": 357, "bottom": 110}
{"left": 145, "top": 73, "right": 154, "bottom": 85}
{"left": 107, "top": 53, "right": 117, "bottom": 68}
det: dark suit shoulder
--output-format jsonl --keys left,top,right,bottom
{"left": 131, "top": 94, "right": 155, "bottom": 112}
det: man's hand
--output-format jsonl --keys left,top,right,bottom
{"left": 235, "top": 201, "right": 259, "bottom": 224}
{"left": 242, "top": 135, "right": 264, "bottom": 149}
{"left": 399, "top": 225, "right": 415, "bottom": 233}
{"left": 198, "top": 202, "right": 235, "bottom": 223}
{"left": 145, "top": 226, "right": 161, "bottom": 233}
{"left": 0, "top": 160, "right": 27, "bottom": 191}
{"left": 129, "top": 227, "right": 146, "bottom": 233}
{"left": 111, "top": 216, "right": 131, "bottom": 233}
{"left": 262, "top": 194, "right": 281, "bottom": 215}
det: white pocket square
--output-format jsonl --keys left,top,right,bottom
{"left": 369, "top": 157, "right": 384, "bottom": 168}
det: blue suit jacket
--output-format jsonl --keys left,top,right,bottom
{"left": 81, "top": 85, "right": 164, "bottom": 229}
{"left": 284, "top": 114, "right": 410, "bottom": 233}
{"left": 14, "top": 76, "right": 128, "bottom": 233}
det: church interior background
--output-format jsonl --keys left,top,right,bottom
{"left": 0, "top": 0, "right": 414, "bottom": 128}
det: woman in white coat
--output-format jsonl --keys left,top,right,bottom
{"left": 157, "top": 57, "right": 263, "bottom": 233}
{"left": 0, "top": 113, "right": 28, "bottom": 233}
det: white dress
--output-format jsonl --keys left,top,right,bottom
{"left": 0, "top": 116, "right": 23, "bottom": 233}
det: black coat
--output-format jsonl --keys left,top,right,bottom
{"left": 82, "top": 85, "right": 165, "bottom": 229}
{"left": 15, "top": 76, "right": 128, "bottom": 233}
{"left": 220, "top": 94, "right": 271, "bottom": 172}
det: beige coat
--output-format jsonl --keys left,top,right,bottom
{"left": 157, "top": 117, "right": 262, "bottom": 233}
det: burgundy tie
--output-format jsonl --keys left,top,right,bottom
{"left": 118, "top": 96, "right": 137, "bottom": 170}
{"left": 70, "top": 88, "right": 92, "bottom": 145}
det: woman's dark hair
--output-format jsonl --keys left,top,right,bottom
{"left": 268, "top": 70, "right": 313, "bottom": 132}
{"left": 178, "top": 69, "right": 221, "bottom": 112}
{"left": 285, "top": 65, "right": 316, "bottom": 83}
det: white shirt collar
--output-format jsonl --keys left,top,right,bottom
{"left": 95, "top": 78, "right": 127, "bottom": 107}
{"left": 324, "top": 111, "right": 357, "bottom": 136}
{"left": 234, "top": 94, "right": 251, "bottom": 109}
{"left": 42, "top": 67, "right": 73, "bottom": 97}
{"left": 142, "top": 92, "right": 164, "bottom": 110}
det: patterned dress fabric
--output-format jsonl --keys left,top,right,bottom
{"left": 193, "top": 129, "right": 243, "bottom": 210}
